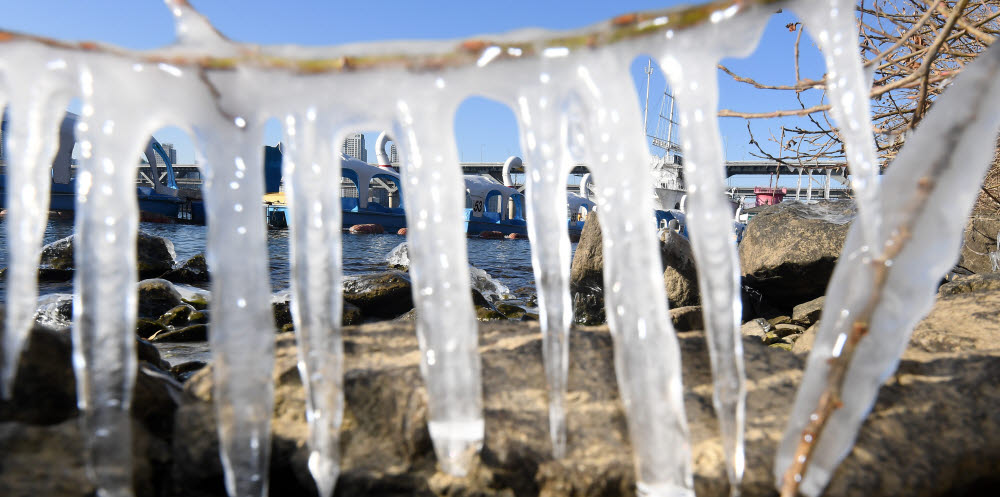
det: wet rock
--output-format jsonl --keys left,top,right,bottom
{"left": 159, "top": 304, "right": 206, "bottom": 328}
{"left": 495, "top": 303, "right": 527, "bottom": 320}
{"left": 670, "top": 305, "right": 704, "bottom": 332}
{"left": 349, "top": 223, "right": 384, "bottom": 234}
{"left": 0, "top": 324, "right": 77, "bottom": 425}
{"left": 137, "top": 278, "right": 183, "bottom": 319}
{"left": 792, "top": 296, "right": 824, "bottom": 327}
{"left": 476, "top": 306, "right": 507, "bottom": 321}
{"left": 150, "top": 324, "right": 208, "bottom": 343}
{"left": 34, "top": 232, "right": 178, "bottom": 281}
{"left": 955, "top": 214, "right": 1000, "bottom": 274}
{"left": 136, "top": 337, "right": 170, "bottom": 371}
{"left": 38, "top": 235, "right": 75, "bottom": 272}
{"left": 171, "top": 361, "right": 207, "bottom": 383}
{"left": 479, "top": 231, "right": 505, "bottom": 239}
{"left": 386, "top": 242, "right": 410, "bottom": 270}
{"left": 739, "top": 201, "right": 854, "bottom": 307}
{"left": 136, "top": 318, "right": 168, "bottom": 340}
{"left": 272, "top": 299, "right": 293, "bottom": 328}
{"left": 182, "top": 294, "right": 210, "bottom": 311}
{"left": 171, "top": 320, "right": 1000, "bottom": 497}
{"left": 159, "top": 253, "right": 210, "bottom": 284}
{"left": 572, "top": 289, "right": 606, "bottom": 326}
{"left": 343, "top": 271, "right": 413, "bottom": 318}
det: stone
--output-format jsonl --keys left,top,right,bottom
{"left": 670, "top": 305, "right": 704, "bottom": 332}
{"left": 136, "top": 318, "right": 167, "bottom": 339}
{"left": 272, "top": 299, "right": 293, "bottom": 328}
{"left": 171, "top": 320, "right": 1000, "bottom": 497}
{"left": 349, "top": 223, "right": 385, "bottom": 234}
{"left": 938, "top": 272, "right": 1000, "bottom": 297}
{"left": 150, "top": 324, "right": 209, "bottom": 343}
{"left": 136, "top": 278, "right": 183, "bottom": 319}
{"left": 35, "top": 232, "right": 177, "bottom": 281}
{"left": 495, "top": 303, "right": 527, "bottom": 320}
{"left": 159, "top": 253, "right": 210, "bottom": 284}
{"left": 571, "top": 211, "right": 700, "bottom": 324}
{"left": 171, "top": 361, "right": 208, "bottom": 382}
{"left": 739, "top": 201, "right": 854, "bottom": 308}
{"left": 159, "top": 304, "right": 206, "bottom": 328}
{"left": 769, "top": 342, "right": 793, "bottom": 351}
{"left": 476, "top": 306, "right": 507, "bottom": 321}
{"left": 767, "top": 315, "right": 792, "bottom": 326}
{"left": 182, "top": 294, "right": 210, "bottom": 310}
{"left": 343, "top": 271, "right": 414, "bottom": 318}
{"left": 908, "top": 275, "right": 1000, "bottom": 355}
{"left": 741, "top": 318, "right": 771, "bottom": 340}
{"left": 955, "top": 214, "right": 1000, "bottom": 274}
{"left": 792, "top": 322, "right": 818, "bottom": 354}
{"left": 792, "top": 296, "right": 825, "bottom": 327}
{"left": 659, "top": 229, "right": 700, "bottom": 307}
{"left": 343, "top": 301, "right": 364, "bottom": 325}
{"left": 773, "top": 323, "right": 805, "bottom": 337}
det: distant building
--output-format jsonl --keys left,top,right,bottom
{"left": 342, "top": 133, "right": 367, "bottom": 162}
{"left": 389, "top": 143, "right": 399, "bottom": 166}
{"left": 161, "top": 143, "right": 178, "bottom": 164}
{"left": 0, "top": 125, "right": 5, "bottom": 162}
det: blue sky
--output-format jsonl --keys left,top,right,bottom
{"left": 2, "top": 1, "right": 832, "bottom": 187}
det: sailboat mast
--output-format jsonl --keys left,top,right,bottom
{"left": 643, "top": 58, "right": 653, "bottom": 134}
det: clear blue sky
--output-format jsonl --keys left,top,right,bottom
{"left": 2, "top": 1, "right": 832, "bottom": 188}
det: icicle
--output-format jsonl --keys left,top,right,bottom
{"left": 283, "top": 111, "right": 345, "bottom": 497}
{"left": 806, "top": 169, "right": 813, "bottom": 201}
{"left": 513, "top": 79, "right": 576, "bottom": 458}
{"left": 71, "top": 65, "right": 150, "bottom": 497}
{"left": 574, "top": 52, "right": 692, "bottom": 497}
{"left": 657, "top": 8, "right": 770, "bottom": 496}
{"left": 194, "top": 120, "right": 275, "bottom": 497}
{"left": 774, "top": 38, "right": 1000, "bottom": 497}
{"left": 795, "top": 0, "right": 882, "bottom": 249}
{"left": 0, "top": 57, "right": 73, "bottom": 397}
{"left": 394, "top": 93, "right": 483, "bottom": 476}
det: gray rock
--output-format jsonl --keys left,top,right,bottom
{"left": 792, "top": 323, "right": 818, "bottom": 354}
{"left": 740, "top": 201, "right": 854, "bottom": 307}
{"left": 150, "top": 324, "right": 208, "bottom": 343}
{"left": 659, "top": 228, "right": 700, "bottom": 308}
{"left": 136, "top": 278, "right": 183, "bottom": 319}
{"left": 792, "top": 296, "right": 825, "bottom": 327}
{"left": 30, "top": 231, "right": 176, "bottom": 282}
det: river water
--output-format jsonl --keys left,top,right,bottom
{"left": 0, "top": 218, "right": 547, "bottom": 301}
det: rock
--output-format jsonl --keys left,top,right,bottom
{"left": 571, "top": 211, "right": 701, "bottom": 324}
{"left": 38, "top": 235, "right": 75, "bottom": 272}
{"left": 495, "top": 303, "right": 527, "bottom": 320}
{"left": 280, "top": 323, "right": 295, "bottom": 333}
{"left": 479, "top": 231, "right": 505, "bottom": 239}
{"left": 136, "top": 337, "right": 170, "bottom": 371}
{"left": 476, "top": 306, "right": 507, "bottom": 321}
{"left": 182, "top": 294, "right": 210, "bottom": 311}
{"left": 386, "top": 242, "right": 410, "bottom": 270}
{"left": 343, "top": 271, "right": 414, "bottom": 318}
{"left": 767, "top": 315, "right": 792, "bottom": 326}
{"left": 150, "top": 324, "right": 208, "bottom": 343}
{"left": 773, "top": 323, "right": 805, "bottom": 337}
{"left": 171, "top": 320, "right": 1000, "bottom": 497}
{"left": 739, "top": 201, "right": 854, "bottom": 307}
{"left": 955, "top": 214, "right": 1000, "bottom": 273}
{"left": 349, "top": 223, "right": 384, "bottom": 234}
{"left": 159, "top": 253, "right": 210, "bottom": 284}
{"left": 136, "top": 231, "right": 177, "bottom": 279}
{"left": 272, "top": 299, "right": 293, "bottom": 328}
{"left": 792, "top": 296, "right": 824, "bottom": 327}
{"left": 659, "top": 228, "right": 700, "bottom": 307}
{"left": 0, "top": 321, "right": 179, "bottom": 497}
{"left": 343, "top": 301, "right": 363, "bottom": 325}
{"left": 171, "top": 361, "right": 208, "bottom": 382}
{"left": 137, "top": 279, "right": 183, "bottom": 319}
{"left": 908, "top": 274, "right": 1000, "bottom": 355}
{"left": 136, "top": 318, "right": 167, "bottom": 339}
{"left": 792, "top": 322, "right": 818, "bottom": 354}
{"left": 670, "top": 305, "right": 703, "bottom": 332}
{"left": 769, "top": 342, "right": 793, "bottom": 351}
{"left": 741, "top": 318, "right": 771, "bottom": 340}
{"left": 159, "top": 304, "right": 206, "bottom": 328}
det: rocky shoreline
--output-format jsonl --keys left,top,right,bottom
{"left": 1, "top": 201, "right": 998, "bottom": 496}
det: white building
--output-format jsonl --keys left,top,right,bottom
{"left": 389, "top": 143, "right": 399, "bottom": 166}
{"left": 342, "top": 133, "right": 367, "bottom": 162}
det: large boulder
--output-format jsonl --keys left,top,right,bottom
{"left": 342, "top": 271, "right": 414, "bottom": 319}
{"left": 739, "top": 201, "right": 854, "bottom": 308}
{"left": 172, "top": 318, "right": 999, "bottom": 497}
{"left": 571, "top": 211, "right": 700, "bottom": 324}
{"left": 955, "top": 214, "right": 1000, "bottom": 274}
{"left": 34, "top": 231, "right": 176, "bottom": 282}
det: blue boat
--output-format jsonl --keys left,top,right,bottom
{"left": 0, "top": 111, "right": 187, "bottom": 222}
{"left": 263, "top": 146, "right": 406, "bottom": 232}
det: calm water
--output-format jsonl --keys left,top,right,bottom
{"left": 0, "top": 218, "right": 544, "bottom": 300}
